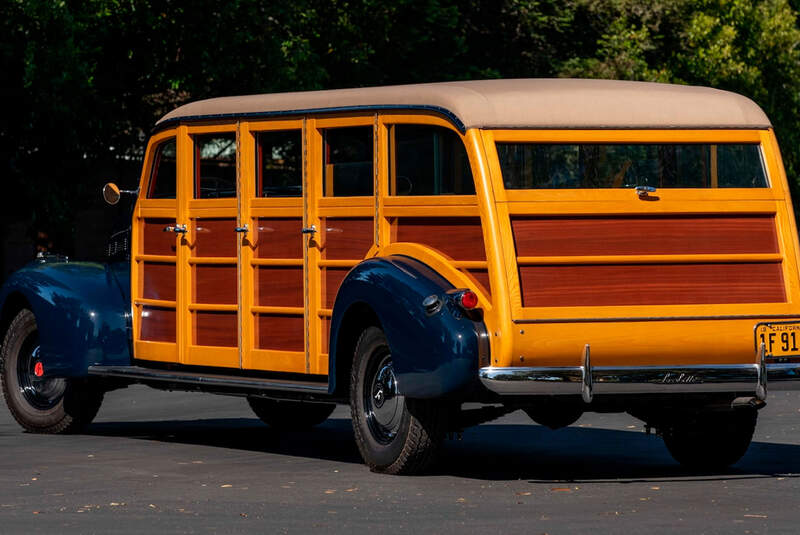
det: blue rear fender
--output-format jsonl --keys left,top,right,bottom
{"left": 0, "top": 260, "right": 132, "bottom": 377}
{"left": 328, "top": 255, "right": 488, "bottom": 399}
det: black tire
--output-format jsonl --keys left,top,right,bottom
{"left": 350, "top": 326, "right": 446, "bottom": 475}
{"left": 247, "top": 397, "right": 335, "bottom": 430}
{"left": 662, "top": 409, "right": 757, "bottom": 470}
{"left": 0, "top": 309, "right": 103, "bottom": 434}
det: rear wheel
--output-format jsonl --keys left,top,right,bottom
{"left": 350, "top": 326, "right": 446, "bottom": 475}
{"left": 662, "top": 409, "right": 757, "bottom": 469}
{"left": 0, "top": 309, "right": 103, "bottom": 434}
{"left": 247, "top": 397, "right": 335, "bottom": 430}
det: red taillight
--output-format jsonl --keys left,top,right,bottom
{"left": 458, "top": 290, "right": 479, "bottom": 310}
{"left": 34, "top": 362, "right": 44, "bottom": 377}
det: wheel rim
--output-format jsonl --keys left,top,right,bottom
{"left": 363, "top": 350, "right": 404, "bottom": 445}
{"left": 16, "top": 333, "right": 66, "bottom": 411}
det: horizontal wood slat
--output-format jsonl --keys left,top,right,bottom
{"left": 194, "top": 265, "right": 237, "bottom": 305}
{"left": 256, "top": 314, "right": 305, "bottom": 352}
{"left": 255, "top": 218, "right": 303, "bottom": 258}
{"left": 142, "top": 219, "right": 177, "bottom": 256}
{"left": 194, "top": 311, "right": 237, "bottom": 347}
{"left": 512, "top": 215, "right": 778, "bottom": 257}
{"left": 395, "top": 217, "right": 486, "bottom": 261}
{"left": 322, "top": 267, "right": 349, "bottom": 308}
{"left": 140, "top": 306, "right": 176, "bottom": 343}
{"left": 257, "top": 266, "right": 304, "bottom": 307}
{"left": 519, "top": 262, "right": 785, "bottom": 307}
{"left": 142, "top": 262, "right": 176, "bottom": 301}
{"left": 193, "top": 218, "right": 237, "bottom": 258}
{"left": 320, "top": 217, "right": 373, "bottom": 260}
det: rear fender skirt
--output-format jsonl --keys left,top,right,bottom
{"left": 0, "top": 261, "right": 132, "bottom": 377}
{"left": 328, "top": 255, "right": 488, "bottom": 399}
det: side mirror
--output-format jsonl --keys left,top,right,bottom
{"left": 103, "top": 183, "right": 121, "bottom": 205}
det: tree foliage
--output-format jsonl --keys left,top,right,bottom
{"left": 2, "top": 0, "right": 800, "bottom": 255}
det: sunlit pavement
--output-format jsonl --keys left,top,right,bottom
{"left": 0, "top": 385, "right": 798, "bottom": 534}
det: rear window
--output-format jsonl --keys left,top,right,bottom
{"left": 497, "top": 143, "right": 767, "bottom": 189}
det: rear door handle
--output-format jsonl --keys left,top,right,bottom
{"left": 163, "top": 224, "right": 187, "bottom": 234}
{"left": 635, "top": 186, "right": 657, "bottom": 197}
{"left": 301, "top": 225, "right": 317, "bottom": 235}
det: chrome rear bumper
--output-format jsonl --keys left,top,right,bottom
{"left": 479, "top": 363, "right": 800, "bottom": 399}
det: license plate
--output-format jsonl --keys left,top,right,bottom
{"left": 755, "top": 321, "right": 800, "bottom": 358}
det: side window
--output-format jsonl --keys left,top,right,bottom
{"left": 322, "top": 126, "right": 373, "bottom": 197}
{"left": 390, "top": 125, "right": 474, "bottom": 195}
{"left": 194, "top": 133, "right": 237, "bottom": 198}
{"left": 147, "top": 138, "right": 177, "bottom": 199}
{"left": 256, "top": 130, "right": 302, "bottom": 197}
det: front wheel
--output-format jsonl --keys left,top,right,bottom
{"left": 0, "top": 309, "right": 103, "bottom": 434}
{"left": 662, "top": 409, "right": 757, "bottom": 470}
{"left": 350, "top": 327, "right": 446, "bottom": 475}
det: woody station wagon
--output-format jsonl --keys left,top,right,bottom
{"left": 2, "top": 79, "right": 800, "bottom": 474}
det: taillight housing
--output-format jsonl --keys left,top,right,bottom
{"left": 456, "top": 289, "right": 479, "bottom": 310}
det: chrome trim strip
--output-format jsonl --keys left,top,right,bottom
{"left": 88, "top": 365, "right": 329, "bottom": 393}
{"left": 479, "top": 363, "right": 800, "bottom": 396}
{"left": 767, "top": 363, "right": 800, "bottom": 390}
{"left": 514, "top": 315, "right": 800, "bottom": 324}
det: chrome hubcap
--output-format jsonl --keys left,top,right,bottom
{"left": 364, "top": 353, "right": 404, "bottom": 444}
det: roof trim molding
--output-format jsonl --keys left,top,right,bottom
{"left": 154, "top": 104, "right": 466, "bottom": 134}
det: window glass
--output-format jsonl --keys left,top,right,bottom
{"left": 497, "top": 143, "right": 767, "bottom": 189}
{"left": 194, "top": 133, "right": 237, "bottom": 198}
{"left": 322, "top": 126, "right": 373, "bottom": 196}
{"left": 391, "top": 125, "right": 474, "bottom": 195}
{"left": 256, "top": 130, "right": 302, "bottom": 197}
{"left": 147, "top": 138, "right": 177, "bottom": 199}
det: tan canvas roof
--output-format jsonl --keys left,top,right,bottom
{"left": 156, "top": 79, "right": 771, "bottom": 130}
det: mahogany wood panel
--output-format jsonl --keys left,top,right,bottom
{"left": 465, "top": 268, "right": 491, "bottom": 297}
{"left": 257, "top": 267, "right": 304, "bottom": 307}
{"left": 255, "top": 218, "right": 303, "bottom": 259}
{"left": 321, "top": 217, "right": 373, "bottom": 260}
{"left": 519, "top": 262, "right": 785, "bottom": 307}
{"left": 194, "top": 265, "right": 237, "bottom": 305}
{"left": 323, "top": 268, "right": 349, "bottom": 308}
{"left": 256, "top": 314, "right": 305, "bottom": 351}
{"left": 140, "top": 306, "right": 176, "bottom": 343}
{"left": 193, "top": 218, "right": 237, "bottom": 258}
{"left": 142, "top": 262, "right": 176, "bottom": 301}
{"left": 395, "top": 217, "right": 485, "bottom": 261}
{"left": 142, "top": 218, "right": 177, "bottom": 256}
{"left": 194, "top": 311, "right": 237, "bottom": 347}
{"left": 512, "top": 215, "right": 778, "bottom": 257}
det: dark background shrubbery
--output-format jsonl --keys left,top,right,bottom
{"left": 3, "top": 0, "right": 800, "bottom": 280}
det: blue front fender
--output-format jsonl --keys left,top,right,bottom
{"left": 0, "top": 260, "right": 132, "bottom": 377}
{"left": 328, "top": 255, "right": 488, "bottom": 399}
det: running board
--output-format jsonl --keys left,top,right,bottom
{"left": 88, "top": 365, "right": 329, "bottom": 394}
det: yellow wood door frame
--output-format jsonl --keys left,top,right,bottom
{"left": 179, "top": 123, "right": 239, "bottom": 368}
{"left": 239, "top": 118, "right": 307, "bottom": 373}
{"left": 131, "top": 128, "right": 180, "bottom": 364}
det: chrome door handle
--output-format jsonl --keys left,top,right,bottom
{"left": 635, "top": 185, "right": 656, "bottom": 197}
{"left": 234, "top": 224, "right": 249, "bottom": 233}
{"left": 163, "top": 224, "right": 187, "bottom": 234}
{"left": 301, "top": 225, "right": 317, "bottom": 235}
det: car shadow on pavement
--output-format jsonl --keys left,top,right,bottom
{"left": 86, "top": 417, "right": 800, "bottom": 482}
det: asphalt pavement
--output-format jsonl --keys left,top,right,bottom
{"left": 0, "top": 385, "right": 799, "bottom": 534}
